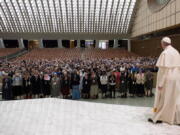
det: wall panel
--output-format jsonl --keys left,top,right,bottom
{"left": 131, "top": 35, "right": 180, "bottom": 56}
{"left": 132, "top": 0, "right": 180, "bottom": 37}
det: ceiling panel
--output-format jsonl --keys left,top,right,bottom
{"left": 0, "top": 0, "right": 137, "bottom": 35}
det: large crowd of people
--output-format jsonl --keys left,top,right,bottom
{"left": 0, "top": 50, "right": 157, "bottom": 100}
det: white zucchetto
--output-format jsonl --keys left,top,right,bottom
{"left": 162, "top": 37, "right": 171, "bottom": 44}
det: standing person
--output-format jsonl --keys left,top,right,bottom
{"left": 0, "top": 71, "right": 3, "bottom": 96}
{"left": 71, "top": 70, "right": 80, "bottom": 100}
{"left": 30, "top": 74, "right": 41, "bottom": 98}
{"left": 132, "top": 72, "right": 137, "bottom": 97}
{"left": 39, "top": 73, "right": 44, "bottom": 98}
{"left": 90, "top": 71, "right": 99, "bottom": 99}
{"left": 140, "top": 70, "right": 145, "bottom": 97}
{"left": 79, "top": 70, "right": 85, "bottom": 93}
{"left": 51, "top": 73, "right": 60, "bottom": 97}
{"left": 119, "top": 71, "right": 127, "bottom": 98}
{"left": 114, "top": 69, "right": 120, "bottom": 91}
{"left": 82, "top": 73, "right": 91, "bottom": 99}
{"left": 100, "top": 71, "right": 108, "bottom": 98}
{"left": 61, "top": 72, "right": 70, "bottom": 99}
{"left": 23, "top": 73, "right": 31, "bottom": 99}
{"left": 2, "top": 73, "right": 13, "bottom": 100}
{"left": 127, "top": 72, "right": 134, "bottom": 97}
{"left": 96, "top": 71, "right": 102, "bottom": 93}
{"left": 145, "top": 70, "right": 153, "bottom": 97}
{"left": 12, "top": 72, "right": 23, "bottom": 99}
{"left": 43, "top": 74, "right": 51, "bottom": 98}
{"left": 135, "top": 71, "right": 145, "bottom": 97}
{"left": 148, "top": 37, "right": 180, "bottom": 125}
{"left": 133, "top": 72, "right": 138, "bottom": 96}
{"left": 108, "top": 72, "right": 116, "bottom": 98}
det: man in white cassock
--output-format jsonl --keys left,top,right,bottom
{"left": 148, "top": 37, "right": 180, "bottom": 125}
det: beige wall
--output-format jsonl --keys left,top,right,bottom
{"left": 131, "top": 0, "right": 180, "bottom": 37}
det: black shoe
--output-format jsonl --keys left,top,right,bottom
{"left": 156, "top": 120, "right": 163, "bottom": 124}
{"left": 148, "top": 118, "right": 162, "bottom": 124}
{"left": 148, "top": 118, "right": 153, "bottom": 123}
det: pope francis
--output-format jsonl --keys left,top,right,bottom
{"left": 148, "top": 37, "right": 180, "bottom": 125}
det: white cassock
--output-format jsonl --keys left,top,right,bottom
{"left": 152, "top": 45, "right": 180, "bottom": 124}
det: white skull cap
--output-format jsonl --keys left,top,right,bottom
{"left": 162, "top": 37, "right": 171, "bottom": 44}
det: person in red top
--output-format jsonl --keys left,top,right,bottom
{"left": 114, "top": 69, "right": 120, "bottom": 91}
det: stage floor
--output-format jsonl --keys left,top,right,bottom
{"left": 0, "top": 98, "right": 179, "bottom": 135}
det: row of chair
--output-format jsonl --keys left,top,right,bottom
{"left": 14, "top": 48, "right": 138, "bottom": 60}
{"left": 0, "top": 48, "right": 20, "bottom": 57}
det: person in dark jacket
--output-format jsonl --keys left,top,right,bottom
{"left": 23, "top": 73, "right": 31, "bottom": 99}
{"left": 61, "top": 72, "right": 70, "bottom": 99}
{"left": 39, "top": 73, "right": 45, "bottom": 98}
{"left": 108, "top": 72, "right": 116, "bottom": 98}
{"left": 119, "top": 71, "right": 127, "bottom": 98}
{"left": 128, "top": 72, "right": 136, "bottom": 97}
{"left": 82, "top": 73, "right": 91, "bottom": 99}
{"left": 2, "top": 73, "right": 13, "bottom": 100}
{"left": 30, "top": 74, "right": 41, "bottom": 98}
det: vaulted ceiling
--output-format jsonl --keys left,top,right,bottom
{"left": 0, "top": 0, "right": 137, "bottom": 39}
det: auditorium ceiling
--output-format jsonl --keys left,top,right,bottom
{"left": 0, "top": 0, "right": 137, "bottom": 39}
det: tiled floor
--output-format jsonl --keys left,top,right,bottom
{"left": 0, "top": 91, "right": 154, "bottom": 107}
{"left": 80, "top": 96, "right": 154, "bottom": 107}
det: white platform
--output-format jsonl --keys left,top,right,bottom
{"left": 0, "top": 98, "right": 179, "bottom": 135}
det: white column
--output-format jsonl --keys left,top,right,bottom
{"left": 95, "top": 40, "right": 99, "bottom": 48}
{"left": 18, "top": 38, "right": 25, "bottom": 48}
{"left": 77, "top": 39, "right": 80, "bottom": 48}
{"left": 38, "top": 39, "right": 43, "bottom": 48}
{"left": 114, "top": 39, "right": 118, "bottom": 48}
{"left": 0, "top": 38, "right": 5, "bottom": 48}
{"left": 128, "top": 39, "right": 131, "bottom": 52}
{"left": 58, "top": 39, "right": 63, "bottom": 48}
